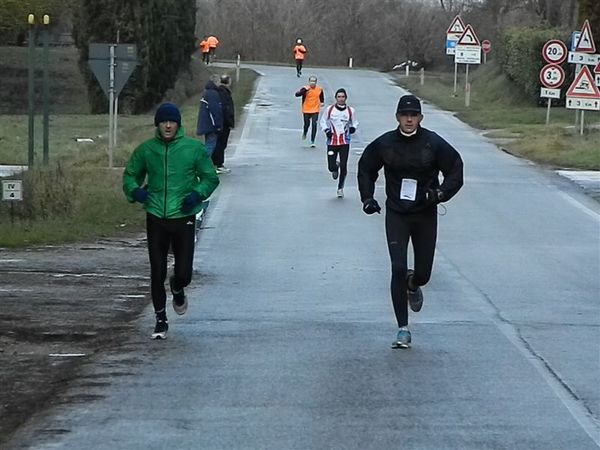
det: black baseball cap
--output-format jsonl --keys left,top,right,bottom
{"left": 396, "top": 95, "right": 422, "bottom": 114}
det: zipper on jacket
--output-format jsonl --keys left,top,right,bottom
{"left": 163, "top": 141, "right": 169, "bottom": 218}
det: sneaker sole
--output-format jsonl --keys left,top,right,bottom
{"left": 391, "top": 341, "right": 410, "bottom": 349}
{"left": 151, "top": 332, "right": 167, "bottom": 340}
{"left": 172, "top": 298, "right": 188, "bottom": 315}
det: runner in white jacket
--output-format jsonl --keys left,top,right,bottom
{"left": 320, "top": 88, "right": 358, "bottom": 198}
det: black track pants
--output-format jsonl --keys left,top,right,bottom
{"left": 303, "top": 113, "right": 318, "bottom": 142}
{"left": 327, "top": 144, "right": 349, "bottom": 189}
{"left": 212, "top": 128, "right": 231, "bottom": 167}
{"left": 385, "top": 207, "right": 437, "bottom": 327}
{"left": 146, "top": 213, "right": 196, "bottom": 316}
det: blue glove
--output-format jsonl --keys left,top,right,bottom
{"left": 349, "top": 127, "right": 356, "bottom": 134}
{"left": 181, "top": 191, "right": 201, "bottom": 213}
{"left": 132, "top": 187, "right": 148, "bottom": 204}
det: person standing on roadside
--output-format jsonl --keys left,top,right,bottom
{"left": 196, "top": 77, "right": 224, "bottom": 157}
{"left": 212, "top": 74, "right": 235, "bottom": 174}
{"left": 357, "top": 94, "right": 463, "bottom": 349}
{"left": 123, "top": 103, "right": 219, "bottom": 339}
{"left": 199, "top": 36, "right": 210, "bottom": 64}
{"left": 292, "top": 38, "right": 307, "bottom": 77}
{"left": 320, "top": 88, "right": 358, "bottom": 198}
{"left": 295, "top": 75, "right": 324, "bottom": 148}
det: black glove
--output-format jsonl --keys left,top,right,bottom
{"left": 349, "top": 126, "right": 356, "bottom": 134}
{"left": 181, "top": 191, "right": 201, "bottom": 214}
{"left": 325, "top": 130, "right": 332, "bottom": 139}
{"left": 132, "top": 187, "right": 148, "bottom": 204}
{"left": 425, "top": 188, "right": 444, "bottom": 205}
{"left": 362, "top": 198, "right": 381, "bottom": 215}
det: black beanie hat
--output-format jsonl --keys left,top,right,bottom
{"left": 335, "top": 88, "right": 347, "bottom": 97}
{"left": 154, "top": 102, "right": 181, "bottom": 126}
{"left": 396, "top": 95, "right": 421, "bottom": 114}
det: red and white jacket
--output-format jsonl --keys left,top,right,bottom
{"left": 320, "top": 104, "right": 358, "bottom": 146}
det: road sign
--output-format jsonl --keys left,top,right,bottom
{"left": 456, "top": 25, "right": 480, "bottom": 46}
{"left": 568, "top": 52, "right": 600, "bottom": 65}
{"left": 455, "top": 46, "right": 481, "bottom": 64}
{"left": 566, "top": 65, "right": 600, "bottom": 98}
{"left": 446, "top": 35, "right": 459, "bottom": 55}
{"left": 482, "top": 40, "right": 491, "bottom": 54}
{"left": 89, "top": 43, "right": 137, "bottom": 61}
{"left": 539, "top": 64, "right": 565, "bottom": 88}
{"left": 446, "top": 15, "right": 465, "bottom": 35}
{"left": 574, "top": 20, "right": 596, "bottom": 53}
{"left": 570, "top": 31, "right": 581, "bottom": 51}
{"left": 542, "top": 40, "right": 567, "bottom": 64}
{"left": 540, "top": 88, "right": 560, "bottom": 99}
{"left": 2, "top": 180, "right": 22, "bottom": 201}
{"left": 88, "top": 43, "right": 138, "bottom": 97}
{"left": 566, "top": 97, "right": 600, "bottom": 110}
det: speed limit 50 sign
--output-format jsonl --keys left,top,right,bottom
{"left": 539, "top": 64, "right": 565, "bottom": 88}
{"left": 542, "top": 39, "right": 568, "bottom": 64}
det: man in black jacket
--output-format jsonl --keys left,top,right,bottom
{"left": 213, "top": 74, "right": 235, "bottom": 173}
{"left": 357, "top": 94, "right": 464, "bottom": 349}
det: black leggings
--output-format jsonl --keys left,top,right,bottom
{"left": 296, "top": 59, "right": 303, "bottom": 74}
{"left": 385, "top": 207, "right": 437, "bottom": 327}
{"left": 146, "top": 213, "right": 196, "bottom": 316}
{"left": 212, "top": 128, "right": 231, "bottom": 167}
{"left": 327, "top": 144, "right": 349, "bottom": 188}
{"left": 303, "top": 113, "right": 318, "bottom": 142}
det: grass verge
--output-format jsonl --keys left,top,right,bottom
{"left": 394, "top": 62, "right": 600, "bottom": 170}
{"left": 0, "top": 49, "right": 259, "bottom": 248}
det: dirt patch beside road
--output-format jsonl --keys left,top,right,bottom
{"left": 0, "top": 236, "right": 151, "bottom": 446}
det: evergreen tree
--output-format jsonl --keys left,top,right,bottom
{"left": 73, "top": 0, "right": 196, "bottom": 113}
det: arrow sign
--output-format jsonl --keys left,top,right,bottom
{"left": 574, "top": 20, "right": 596, "bottom": 54}
{"left": 566, "top": 65, "right": 600, "bottom": 98}
{"left": 456, "top": 25, "right": 480, "bottom": 46}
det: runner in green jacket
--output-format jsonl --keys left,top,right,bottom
{"left": 123, "top": 103, "right": 219, "bottom": 339}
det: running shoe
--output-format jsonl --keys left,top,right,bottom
{"left": 216, "top": 166, "right": 231, "bottom": 174}
{"left": 151, "top": 318, "right": 169, "bottom": 340}
{"left": 391, "top": 327, "right": 411, "bottom": 349}
{"left": 170, "top": 276, "right": 188, "bottom": 315}
{"left": 310, "top": 141, "right": 316, "bottom": 148}
{"left": 406, "top": 269, "right": 424, "bottom": 312}
{"left": 337, "top": 188, "right": 344, "bottom": 198}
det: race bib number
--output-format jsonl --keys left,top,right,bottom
{"left": 400, "top": 179, "right": 417, "bottom": 201}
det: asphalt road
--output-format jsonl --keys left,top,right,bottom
{"left": 7, "top": 65, "right": 600, "bottom": 449}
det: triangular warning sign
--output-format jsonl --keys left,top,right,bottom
{"left": 456, "top": 25, "right": 480, "bottom": 46}
{"left": 566, "top": 66, "right": 600, "bottom": 98}
{"left": 594, "top": 62, "right": 600, "bottom": 74}
{"left": 446, "top": 15, "right": 465, "bottom": 35}
{"left": 574, "top": 20, "right": 596, "bottom": 53}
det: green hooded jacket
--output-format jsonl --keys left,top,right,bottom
{"left": 123, "top": 126, "right": 219, "bottom": 218}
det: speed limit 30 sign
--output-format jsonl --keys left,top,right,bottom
{"left": 542, "top": 39, "right": 568, "bottom": 64}
{"left": 539, "top": 64, "right": 565, "bottom": 88}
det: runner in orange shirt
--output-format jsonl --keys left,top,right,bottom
{"left": 207, "top": 35, "right": 219, "bottom": 60}
{"left": 292, "top": 38, "right": 307, "bottom": 77}
{"left": 199, "top": 37, "right": 210, "bottom": 64}
{"left": 294, "top": 75, "right": 324, "bottom": 147}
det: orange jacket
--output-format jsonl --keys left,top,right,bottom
{"left": 207, "top": 36, "right": 219, "bottom": 48}
{"left": 199, "top": 40, "right": 210, "bottom": 53}
{"left": 293, "top": 44, "right": 306, "bottom": 60}
{"left": 295, "top": 85, "right": 323, "bottom": 114}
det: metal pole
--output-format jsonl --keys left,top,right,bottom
{"left": 420, "top": 68, "right": 424, "bottom": 86}
{"left": 108, "top": 45, "right": 115, "bottom": 168}
{"left": 27, "top": 14, "right": 35, "bottom": 168}
{"left": 453, "top": 62, "right": 458, "bottom": 96}
{"left": 580, "top": 110, "right": 585, "bottom": 136}
{"left": 236, "top": 53, "right": 240, "bottom": 82}
{"left": 42, "top": 15, "right": 50, "bottom": 165}
{"left": 113, "top": 97, "right": 118, "bottom": 148}
{"left": 545, "top": 99, "right": 551, "bottom": 125}
{"left": 348, "top": 57, "right": 353, "bottom": 68}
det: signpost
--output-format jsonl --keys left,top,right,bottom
{"left": 2, "top": 180, "right": 23, "bottom": 224}
{"left": 481, "top": 40, "right": 491, "bottom": 64}
{"left": 88, "top": 43, "right": 138, "bottom": 168}
{"left": 566, "top": 20, "right": 599, "bottom": 133}
{"left": 540, "top": 39, "right": 568, "bottom": 125}
{"left": 454, "top": 24, "right": 481, "bottom": 107}
{"left": 446, "top": 15, "right": 465, "bottom": 95}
